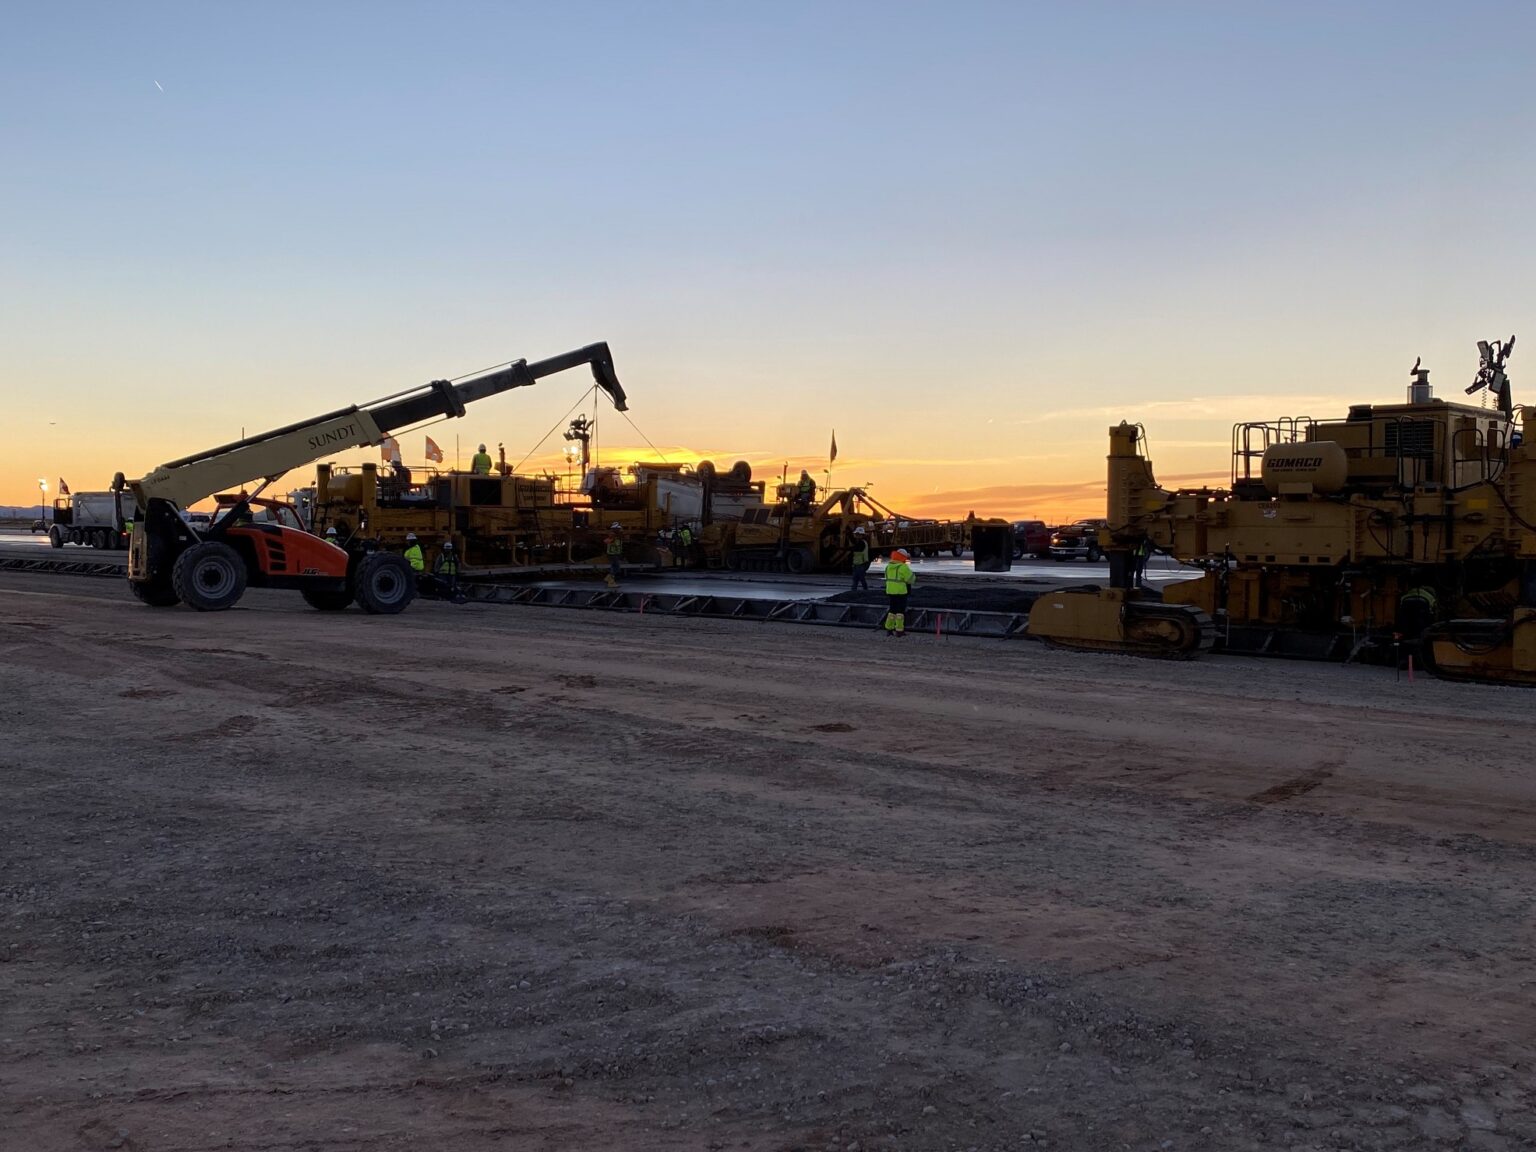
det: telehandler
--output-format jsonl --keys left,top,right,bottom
{"left": 124, "top": 343, "right": 627, "bottom": 612}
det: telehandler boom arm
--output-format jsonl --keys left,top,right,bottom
{"left": 131, "top": 342, "right": 626, "bottom": 509}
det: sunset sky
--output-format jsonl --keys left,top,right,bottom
{"left": 6, "top": 2, "right": 1536, "bottom": 521}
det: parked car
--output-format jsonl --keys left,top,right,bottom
{"left": 1010, "top": 519, "right": 1052, "bottom": 559}
{"left": 1049, "top": 518, "right": 1109, "bottom": 562}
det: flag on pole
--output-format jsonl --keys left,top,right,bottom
{"left": 425, "top": 436, "right": 444, "bottom": 463}
{"left": 381, "top": 436, "right": 401, "bottom": 463}
{"left": 829, "top": 430, "right": 838, "bottom": 465}
{"left": 59, "top": 478, "right": 70, "bottom": 496}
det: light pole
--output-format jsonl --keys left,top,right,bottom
{"left": 37, "top": 478, "right": 47, "bottom": 524}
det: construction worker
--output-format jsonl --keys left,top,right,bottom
{"left": 1397, "top": 584, "right": 1438, "bottom": 640}
{"left": 849, "top": 526, "right": 872, "bottom": 591}
{"left": 604, "top": 523, "right": 624, "bottom": 587}
{"left": 471, "top": 443, "right": 494, "bottom": 475}
{"left": 795, "top": 469, "right": 816, "bottom": 511}
{"left": 403, "top": 532, "right": 425, "bottom": 580}
{"left": 677, "top": 523, "right": 693, "bottom": 568}
{"left": 432, "top": 540, "right": 464, "bottom": 603}
{"left": 1130, "top": 537, "right": 1151, "bottom": 588}
{"left": 324, "top": 526, "right": 340, "bottom": 545}
{"left": 883, "top": 547, "right": 915, "bottom": 637}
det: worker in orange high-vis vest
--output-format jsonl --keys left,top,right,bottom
{"left": 883, "top": 548, "right": 915, "bottom": 637}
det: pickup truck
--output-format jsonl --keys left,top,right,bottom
{"left": 1049, "top": 519, "right": 1108, "bottom": 562}
{"left": 1010, "top": 519, "right": 1052, "bottom": 559}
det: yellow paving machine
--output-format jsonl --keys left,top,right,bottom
{"left": 1027, "top": 337, "right": 1536, "bottom": 685}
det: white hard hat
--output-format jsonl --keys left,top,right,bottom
{"left": 406, "top": 533, "right": 418, "bottom": 541}
{"left": 324, "top": 526, "right": 337, "bottom": 536}
{"left": 611, "top": 522, "right": 622, "bottom": 529}
{"left": 854, "top": 527, "right": 866, "bottom": 535}
{"left": 443, "top": 540, "right": 454, "bottom": 550}
{"left": 478, "top": 443, "right": 486, "bottom": 452}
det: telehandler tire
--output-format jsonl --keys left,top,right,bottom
{"left": 302, "top": 587, "right": 355, "bottom": 612}
{"left": 353, "top": 553, "right": 416, "bottom": 615}
{"left": 171, "top": 541, "right": 248, "bottom": 611}
{"left": 128, "top": 577, "right": 181, "bottom": 607}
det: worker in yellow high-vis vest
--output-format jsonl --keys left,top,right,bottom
{"left": 883, "top": 547, "right": 915, "bottom": 637}
{"left": 849, "top": 526, "right": 871, "bottom": 591}
{"left": 471, "top": 444, "right": 494, "bottom": 475}
{"left": 403, "top": 532, "right": 425, "bottom": 574}
{"left": 432, "top": 540, "right": 464, "bottom": 602}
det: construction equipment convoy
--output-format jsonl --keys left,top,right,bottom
{"left": 301, "top": 403, "right": 973, "bottom": 578}
{"left": 96, "top": 325, "right": 1536, "bottom": 686}
{"left": 124, "top": 343, "right": 627, "bottom": 612}
{"left": 1026, "top": 337, "right": 1536, "bottom": 686}
{"left": 303, "top": 445, "right": 768, "bottom": 573}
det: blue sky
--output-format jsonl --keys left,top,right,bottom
{"left": 4, "top": 2, "right": 1535, "bottom": 514}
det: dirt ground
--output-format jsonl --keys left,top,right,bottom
{"left": 2, "top": 571, "right": 1534, "bottom": 1152}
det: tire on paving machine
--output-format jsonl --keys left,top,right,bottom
{"left": 171, "top": 541, "right": 248, "bottom": 611}
{"left": 352, "top": 552, "right": 417, "bottom": 614}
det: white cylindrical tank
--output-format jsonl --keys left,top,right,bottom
{"left": 1261, "top": 441, "right": 1349, "bottom": 494}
